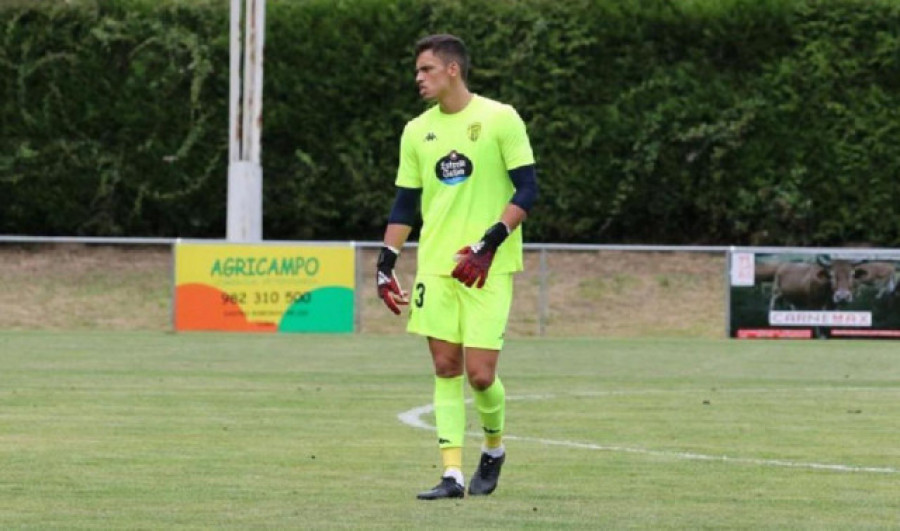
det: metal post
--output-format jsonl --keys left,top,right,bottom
{"left": 170, "top": 238, "right": 179, "bottom": 332}
{"left": 354, "top": 243, "right": 363, "bottom": 333}
{"left": 725, "top": 247, "right": 733, "bottom": 338}
{"left": 538, "top": 248, "right": 549, "bottom": 336}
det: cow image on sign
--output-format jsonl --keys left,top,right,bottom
{"left": 753, "top": 261, "right": 779, "bottom": 283}
{"left": 853, "top": 262, "right": 899, "bottom": 300}
{"left": 768, "top": 256, "right": 862, "bottom": 311}
{"left": 729, "top": 250, "right": 900, "bottom": 340}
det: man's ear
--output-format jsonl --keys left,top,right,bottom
{"left": 446, "top": 60, "right": 460, "bottom": 79}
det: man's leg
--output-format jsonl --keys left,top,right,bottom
{"left": 417, "top": 338, "right": 467, "bottom": 500}
{"left": 466, "top": 348, "right": 504, "bottom": 447}
{"left": 458, "top": 273, "right": 513, "bottom": 497}
{"left": 466, "top": 348, "right": 507, "bottom": 496}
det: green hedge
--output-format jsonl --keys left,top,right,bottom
{"left": 2, "top": 0, "right": 900, "bottom": 245}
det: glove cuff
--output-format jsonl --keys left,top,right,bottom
{"left": 479, "top": 222, "right": 510, "bottom": 253}
{"left": 377, "top": 245, "right": 399, "bottom": 272}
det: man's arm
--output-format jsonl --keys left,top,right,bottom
{"left": 452, "top": 164, "right": 539, "bottom": 288}
{"left": 382, "top": 223, "right": 413, "bottom": 251}
{"left": 377, "top": 187, "right": 421, "bottom": 314}
{"left": 496, "top": 163, "right": 539, "bottom": 232}
{"left": 498, "top": 204, "right": 528, "bottom": 234}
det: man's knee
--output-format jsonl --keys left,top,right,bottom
{"left": 430, "top": 338, "right": 464, "bottom": 377}
{"left": 434, "top": 356, "right": 463, "bottom": 377}
{"left": 466, "top": 367, "right": 495, "bottom": 391}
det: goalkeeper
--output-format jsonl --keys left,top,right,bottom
{"left": 376, "top": 34, "right": 538, "bottom": 501}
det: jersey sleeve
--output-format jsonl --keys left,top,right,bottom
{"left": 497, "top": 105, "right": 535, "bottom": 170}
{"left": 395, "top": 122, "right": 422, "bottom": 188}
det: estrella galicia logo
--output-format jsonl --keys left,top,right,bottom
{"left": 435, "top": 150, "right": 473, "bottom": 185}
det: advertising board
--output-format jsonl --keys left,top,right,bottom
{"left": 174, "top": 241, "right": 354, "bottom": 333}
{"left": 728, "top": 249, "right": 900, "bottom": 339}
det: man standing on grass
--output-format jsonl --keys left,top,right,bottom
{"left": 376, "top": 34, "right": 538, "bottom": 500}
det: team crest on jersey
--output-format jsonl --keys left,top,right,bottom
{"left": 467, "top": 122, "right": 482, "bottom": 142}
{"left": 435, "top": 150, "right": 473, "bottom": 185}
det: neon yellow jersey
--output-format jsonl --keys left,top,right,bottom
{"left": 396, "top": 95, "right": 535, "bottom": 276}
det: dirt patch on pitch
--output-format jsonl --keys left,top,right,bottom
{"left": 0, "top": 244, "right": 171, "bottom": 330}
{"left": 0, "top": 244, "right": 725, "bottom": 337}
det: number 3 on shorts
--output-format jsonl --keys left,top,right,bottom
{"left": 414, "top": 282, "right": 425, "bottom": 308}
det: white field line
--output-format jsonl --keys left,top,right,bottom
{"left": 396, "top": 389, "right": 900, "bottom": 475}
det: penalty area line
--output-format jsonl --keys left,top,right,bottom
{"left": 396, "top": 394, "right": 899, "bottom": 475}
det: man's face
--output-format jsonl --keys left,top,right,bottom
{"left": 415, "top": 50, "right": 456, "bottom": 101}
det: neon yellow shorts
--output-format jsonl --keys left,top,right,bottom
{"left": 406, "top": 273, "right": 513, "bottom": 350}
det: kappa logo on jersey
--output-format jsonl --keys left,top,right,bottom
{"left": 435, "top": 150, "right": 473, "bottom": 185}
{"left": 425, "top": 132, "right": 437, "bottom": 142}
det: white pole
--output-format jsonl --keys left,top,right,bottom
{"left": 227, "top": 0, "right": 264, "bottom": 242}
{"left": 248, "top": 0, "right": 266, "bottom": 164}
{"left": 240, "top": 0, "right": 254, "bottom": 161}
{"left": 228, "top": 0, "right": 241, "bottom": 164}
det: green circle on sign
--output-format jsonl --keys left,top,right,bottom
{"left": 278, "top": 286, "right": 354, "bottom": 333}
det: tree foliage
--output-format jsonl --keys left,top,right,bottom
{"left": 2, "top": 0, "right": 900, "bottom": 245}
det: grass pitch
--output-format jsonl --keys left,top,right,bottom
{"left": 1, "top": 332, "right": 899, "bottom": 528}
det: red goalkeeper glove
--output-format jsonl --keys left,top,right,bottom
{"left": 451, "top": 222, "right": 510, "bottom": 288}
{"left": 376, "top": 246, "right": 408, "bottom": 315}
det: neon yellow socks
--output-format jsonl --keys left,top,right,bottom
{"left": 434, "top": 375, "right": 465, "bottom": 474}
{"left": 440, "top": 447, "right": 462, "bottom": 478}
{"left": 434, "top": 374, "right": 506, "bottom": 477}
{"left": 473, "top": 376, "right": 505, "bottom": 449}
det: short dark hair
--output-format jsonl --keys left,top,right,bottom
{"left": 415, "top": 34, "right": 470, "bottom": 82}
